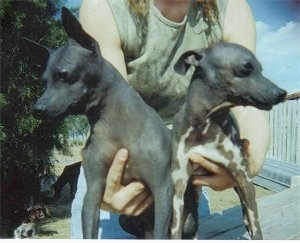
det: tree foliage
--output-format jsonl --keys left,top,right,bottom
{"left": 66, "top": 115, "right": 89, "bottom": 145}
{"left": 0, "top": 0, "right": 78, "bottom": 236}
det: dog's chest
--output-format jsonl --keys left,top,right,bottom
{"left": 174, "top": 118, "right": 245, "bottom": 176}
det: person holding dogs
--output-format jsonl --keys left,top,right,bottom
{"left": 72, "top": 0, "right": 270, "bottom": 238}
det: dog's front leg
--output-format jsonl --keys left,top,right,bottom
{"left": 182, "top": 180, "right": 199, "bottom": 239}
{"left": 82, "top": 159, "right": 108, "bottom": 239}
{"left": 171, "top": 191, "right": 185, "bottom": 238}
{"left": 233, "top": 174, "right": 263, "bottom": 240}
{"left": 152, "top": 179, "right": 173, "bottom": 239}
{"left": 171, "top": 157, "right": 190, "bottom": 239}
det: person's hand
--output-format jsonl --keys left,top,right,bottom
{"left": 189, "top": 152, "right": 236, "bottom": 191}
{"left": 100, "top": 149, "right": 154, "bottom": 216}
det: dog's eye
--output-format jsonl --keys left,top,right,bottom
{"left": 66, "top": 76, "right": 78, "bottom": 84}
{"left": 56, "top": 71, "right": 77, "bottom": 84}
{"left": 57, "top": 71, "right": 68, "bottom": 81}
{"left": 235, "top": 62, "right": 254, "bottom": 78}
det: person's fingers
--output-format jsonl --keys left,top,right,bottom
{"left": 192, "top": 174, "right": 235, "bottom": 191}
{"left": 189, "top": 152, "right": 223, "bottom": 175}
{"left": 112, "top": 181, "right": 146, "bottom": 206}
{"left": 122, "top": 190, "right": 153, "bottom": 216}
{"left": 103, "top": 149, "right": 129, "bottom": 204}
{"left": 131, "top": 195, "right": 154, "bottom": 216}
{"left": 189, "top": 153, "right": 236, "bottom": 191}
{"left": 100, "top": 202, "right": 117, "bottom": 213}
{"left": 106, "top": 148, "right": 129, "bottom": 187}
{"left": 102, "top": 192, "right": 153, "bottom": 216}
{"left": 101, "top": 149, "right": 154, "bottom": 215}
{"left": 103, "top": 181, "right": 146, "bottom": 211}
{"left": 192, "top": 175, "right": 219, "bottom": 187}
{"left": 104, "top": 184, "right": 151, "bottom": 214}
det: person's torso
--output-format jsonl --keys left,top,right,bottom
{"left": 107, "top": 0, "right": 228, "bottom": 120}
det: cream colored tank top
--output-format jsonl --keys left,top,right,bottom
{"left": 107, "top": 0, "right": 228, "bottom": 120}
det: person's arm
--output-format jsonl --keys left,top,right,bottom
{"left": 191, "top": 0, "right": 268, "bottom": 190}
{"left": 79, "top": 0, "right": 127, "bottom": 78}
{"left": 223, "top": 0, "right": 256, "bottom": 52}
{"left": 223, "top": 0, "right": 270, "bottom": 176}
{"left": 79, "top": 0, "right": 153, "bottom": 215}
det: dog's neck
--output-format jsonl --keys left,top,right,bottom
{"left": 180, "top": 77, "right": 232, "bottom": 132}
{"left": 84, "top": 58, "right": 128, "bottom": 125}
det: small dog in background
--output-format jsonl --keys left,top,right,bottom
{"left": 51, "top": 161, "right": 81, "bottom": 201}
{"left": 14, "top": 203, "right": 50, "bottom": 239}
{"left": 14, "top": 223, "right": 36, "bottom": 239}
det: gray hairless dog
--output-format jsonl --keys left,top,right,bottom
{"left": 170, "top": 43, "right": 286, "bottom": 239}
{"left": 31, "top": 8, "right": 173, "bottom": 239}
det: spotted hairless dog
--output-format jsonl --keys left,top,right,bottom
{"left": 170, "top": 43, "right": 286, "bottom": 239}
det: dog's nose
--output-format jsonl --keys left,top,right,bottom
{"left": 33, "top": 103, "right": 47, "bottom": 118}
{"left": 34, "top": 102, "right": 46, "bottom": 111}
{"left": 27, "top": 229, "right": 33, "bottom": 237}
{"left": 275, "top": 88, "right": 287, "bottom": 102}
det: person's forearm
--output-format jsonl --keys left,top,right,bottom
{"left": 231, "top": 106, "right": 271, "bottom": 177}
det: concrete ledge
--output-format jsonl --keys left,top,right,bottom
{"left": 199, "top": 185, "right": 300, "bottom": 240}
{"left": 253, "top": 159, "right": 300, "bottom": 192}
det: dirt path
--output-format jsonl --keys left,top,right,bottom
{"left": 36, "top": 145, "right": 274, "bottom": 239}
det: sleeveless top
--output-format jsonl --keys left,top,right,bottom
{"left": 107, "top": 0, "right": 228, "bottom": 121}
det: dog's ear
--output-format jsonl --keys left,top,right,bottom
{"left": 21, "top": 37, "right": 52, "bottom": 68}
{"left": 174, "top": 50, "right": 205, "bottom": 75}
{"left": 43, "top": 204, "right": 51, "bottom": 217}
{"left": 26, "top": 206, "right": 33, "bottom": 212}
{"left": 61, "top": 7, "right": 100, "bottom": 56}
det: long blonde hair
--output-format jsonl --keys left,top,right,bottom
{"left": 127, "top": 0, "right": 220, "bottom": 50}
{"left": 128, "top": 0, "right": 219, "bottom": 21}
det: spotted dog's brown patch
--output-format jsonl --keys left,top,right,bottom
{"left": 175, "top": 179, "right": 186, "bottom": 198}
{"left": 184, "top": 120, "right": 218, "bottom": 153}
{"left": 217, "top": 143, "right": 234, "bottom": 162}
{"left": 172, "top": 211, "right": 178, "bottom": 233}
